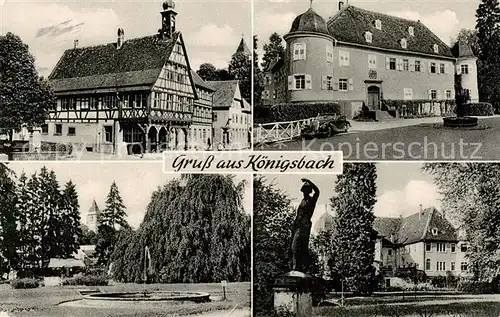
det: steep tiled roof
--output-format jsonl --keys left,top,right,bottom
{"left": 235, "top": 38, "right": 251, "bottom": 56}
{"left": 289, "top": 8, "right": 330, "bottom": 36}
{"left": 374, "top": 207, "right": 457, "bottom": 245}
{"left": 48, "top": 32, "right": 180, "bottom": 92}
{"left": 327, "top": 6, "right": 454, "bottom": 58}
{"left": 190, "top": 70, "right": 215, "bottom": 91}
{"left": 207, "top": 80, "right": 239, "bottom": 109}
{"left": 88, "top": 199, "right": 101, "bottom": 216}
{"left": 243, "top": 98, "right": 251, "bottom": 113}
{"left": 451, "top": 40, "right": 476, "bottom": 58}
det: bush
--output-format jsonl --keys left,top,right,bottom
{"left": 457, "top": 102, "right": 494, "bottom": 116}
{"left": 40, "top": 142, "right": 73, "bottom": 154}
{"left": 383, "top": 99, "right": 456, "bottom": 118}
{"left": 61, "top": 274, "right": 108, "bottom": 286}
{"left": 458, "top": 280, "right": 498, "bottom": 294}
{"left": 10, "top": 278, "right": 40, "bottom": 289}
{"left": 267, "top": 102, "right": 341, "bottom": 123}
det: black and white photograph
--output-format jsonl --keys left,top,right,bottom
{"left": 0, "top": 162, "right": 251, "bottom": 317}
{"left": 0, "top": 0, "right": 252, "bottom": 161}
{"left": 253, "top": 0, "right": 500, "bottom": 161}
{"left": 253, "top": 163, "right": 500, "bottom": 316}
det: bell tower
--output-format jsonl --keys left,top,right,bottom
{"left": 160, "top": 0, "right": 177, "bottom": 40}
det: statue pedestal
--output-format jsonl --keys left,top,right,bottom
{"left": 273, "top": 271, "right": 313, "bottom": 317}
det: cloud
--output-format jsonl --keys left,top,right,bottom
{"left": 374, "top": 180, "right": 441, "bottom": 218}
{"left": 254, "top": 11, "right": 296, "bottom": 41}
{"left": 388, "top": 9, "right": 460, "bottom": 44}
{"left": 3, "top": 2, "right": 121, "bottom": 77}
{"left": 190, "top": 24, "right": 239, "bottom": 48}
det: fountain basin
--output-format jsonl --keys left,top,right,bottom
{"left": 84, "top": 291, "right": 211, "bottom": 303}
{"left": 443, "top": 116, "right": 478, "bottom": 127}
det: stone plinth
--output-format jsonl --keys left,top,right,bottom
{"left": 273, "top": 271, "right": 313, "bottom": 317}
{"left": 443, "top": 116, "right": 478, "bottom": 128}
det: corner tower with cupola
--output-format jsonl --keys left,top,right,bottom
{"left": 451, "top": 40, "right": 479, "bottom": 103}
{"left": 284, "top": 5, "right": 335, "bottom": 103}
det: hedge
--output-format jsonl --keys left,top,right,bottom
{"left": 40, "top": 142, "right": 73, "bottom": 154}
{"left": 266, "top": 102, "right": 341, "bottom": 123}
{"left": 10, "top": 278, "right": 40, "bottom": 289}
{"left": 61, "top": 275, "right": 108, "bottom": 286}
{"left": 457, "top": 102, "right": 494, "bottom": 116}
{"left": 458, "top": 281, "right": 497, "bottom": 294}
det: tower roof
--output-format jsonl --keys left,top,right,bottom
{"left": 235, "top": 37, "right": 251, "bottom": 56}
{"left": 88, "top": 199, "right": 101, "bottom": 216}
{"left": 289, "top": 7, "right": 329, "bottom": 36}
{"left": 451, "top": 40, "right": 476, "bottom": 58}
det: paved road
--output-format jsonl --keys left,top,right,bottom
{"left": 257, "top": 117, "right": 500, "bottom": 161}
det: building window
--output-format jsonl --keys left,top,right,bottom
{"left": 461, "top": 244, "right": 468, "bottom": 252}
{"left": 440, "top": 63, "right": 445, "bottom": 74}
{"left": 368, "top": 54, "right": 377, "bottom": 69}
{"left": 104, "top": 126, "right": 113, "bottom": 143}
{"left": 430, "top": 90, "right": 437, "bottom": 100}
{"left": 446, "top": 90, "right": 452, "bottom": 99}
{"left": 433, "top": 44, "right": 439, "bottom": 53}
{"left": 461, "top": 64, "right": 469, "bottom": 74}
{"left": 431, "top": 62, "right": 436, "bottom": 73}
{"left": 325, "top": 76, "right": 333, "bottom": 90}
{"left": 436, "top": 261, "right": 446, "bottom": 271}
{"left": 408, "top": 26, "right": 414, "bottom": 36}
{"left": 339, "top": 50, "right": 350, "bottom": 66}
{"left": 55, "top": 124, "right": 62, "bottom": 135}
{"left": 461, "top": 262, "right": 468, "bottom": 271}
{"left": 294, "top": 75, "right": 305, "bottom": 90}
{"left": 425, "top": 259, "right": 431, "bottom": 270}
{"left": 338, "top": 78, "right": 348, "bottom": 91}
{"left": 293, "top": 43, "right": 306, "bottom": 61}
{"left": 68, "top": 127, "right": 76, "bottom": 136}
{"left": 389, "top": 58, "right": 396, "bottom": 70}
{"left": 403, "top": 59, "right": 409, "bottom": 71}
{"left": 426, "top": 243, "right": 432, "bottom": 252}
{"left": 437, "top": 242, "right": 446, "bottom": 252}
{"left": 41, "top": 124, "right": 48, "bottom": 135}
{"left": 365, "top": 31, "right": 373, "bottom": 43}
{"left": 388, "top": 249, "right": 392, "bottom": 256}
{"left": 401, "top": 38, "right": 407, "bottom": 49}
{"left": 415, "top": 60, "right": 421, "bottom": 72}
{"left": 451, "top": 262, "right": 455, "bottom": 271}
{"left": 374, "top": 19, "right": 382, "bottom": 30}
{"left": 451, "top": 243, "right": 456, "bottom": 253}
{"left": 326, "top": 46, "right": 334, "bottom": 63}
{"left": 404, "top": 88, "right": 413, "bottom": 100}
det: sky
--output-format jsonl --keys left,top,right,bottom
{"left": 0, "top": 0, "right": 251, "bottom": 77}
{"left": 267, "top": 162, "right": 441, "bottom": 230}
{"left": 254, "top": 0, "right": 480, "bottom": 61}
{"left": 7, "top": 162, "right": 253, "bottom": 229}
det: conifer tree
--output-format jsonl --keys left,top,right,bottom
{"left": 60, "top": 181, "right": 81, "bottom": 258}
{"left": 102, "top": 181, "right": 129, "bottom": 230}
{"left": 330, "top": 164, "right": 377, "bottom": 295}
{"left": 0, "top": 164, "right": 18, "bottom": 274}
{"left": 476, "top": 0, "right": 500, "bottom": 62}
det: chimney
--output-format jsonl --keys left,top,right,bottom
{"left": 74, "top": 40, "right": 79, "bottom": 49}
{"left": 117, "top": 28, "right": 124, "bottom": 49}
{"left": 338, "top": 1, "right": 344, "bottom": 10}
{"left": 418, "top": 204, "right": 423, "bottom": 219}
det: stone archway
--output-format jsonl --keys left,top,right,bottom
{"left": 158, "top": 127, "right": 168, "bottom": 152}
{"left": 147, "top": 126, "right": 158, "bottom": 153}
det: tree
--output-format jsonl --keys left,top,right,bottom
{"left": 110, "top": 175, "right": 250, "bottom": 284}
{"left": 0, "top": 32, "right": 55, "bottom": 141}
{"left": 59, "top": 181, "right": 81, "bottom": 258}
{"left": 262, "top": 32, "right": 285, "bottom": 71}
{"left": 253, "top": 175, "right": 295, "bottom": 314}
{"left": 228, "top": 52, "right": 252, "bottom": 103}
{"left": 0, "top": 164, "right": 18, "bottom": 274}
{"left": 423, "top": 163, "right": 500, "bottom": 281}
{"left": 330, "top": 163, "right": 377, "bottom": 295}
{"left": 452, "top": 29, "right": 480, "bottom": 56}
{"left": 101, "top": 181, "right": 129, "bottom": 230}
{"left": 79, "top": 225, "right": 98, "bottom": 245}
{"left": 253, "top": 35, "right": 265, "bottom": 108}
{"left": 476, "top": 0, "right": 500, "bottom": 63}
{"left": 197, "top": 63, "right": 219, "bottom": 82}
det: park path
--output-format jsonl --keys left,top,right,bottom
{"left": 184, "top": 308, "right": 250, "bottom": 317}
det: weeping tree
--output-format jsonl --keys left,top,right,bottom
{"left": 110, "top": 174, "right": 250, "bottom": 283}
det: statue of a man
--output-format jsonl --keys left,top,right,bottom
{"left": 291, "top": 178, "right": 320, "bottom": 272}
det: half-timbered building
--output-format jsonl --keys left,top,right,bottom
{"left": 43, "top": 0, "right": 202, "bottom": 155}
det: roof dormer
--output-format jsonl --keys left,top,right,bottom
{"left": 433, "top": 44, "right": 439, "bottom": 54}
{"left": 364, "top": 31, "right": 373, "bottom": 43}
{"left": 408, "top": 26, "right": 414, "bottom": 36}
{"left": 400, "top": 38, "right": 407, "bottom": 49}
{"left": 374, "top": 19, "right": 382, "bottom": 30}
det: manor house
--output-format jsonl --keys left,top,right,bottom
{"left": 262, "top": 2, "right": 479, "bottom": 120}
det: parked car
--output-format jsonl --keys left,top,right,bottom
{"left": 301, "top": 114, "right": 351, "bottom": 139}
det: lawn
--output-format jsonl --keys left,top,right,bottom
{"left": 314, "top": 301, "right": 500, "bottom": 316}
{"left": 0, "top": 282, "right": 250, "bottom": 317}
